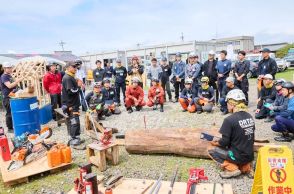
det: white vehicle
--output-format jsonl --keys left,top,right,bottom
{"left": 276, "top": 58, "right": 289, "bottom": 72}
{"left": 246, "top": 53, "right": 276, "bottom": 62}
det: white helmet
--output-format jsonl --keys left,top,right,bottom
{"left": 132, "top": 77, "right": 141, "bottom": 83}
{"left": 225, "top": 89, "right": 246, "bottom": 102}
{"left": 188, "top": 52, "right": 197, "bottom": 58}
{"left": 2, "top": 62, "right": 13, "bottom": 68}
{"left": 208, "top": 50, "right": 215, "bottom": 55}
{"left": 185, "top": 78, "right": 193, "bottom": 84}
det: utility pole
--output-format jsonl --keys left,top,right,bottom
{"left": 59, "top": 40, "right": 66, "bottom": 51}
{"left": 180, "top": 32, "right": 184, "bottom": 42}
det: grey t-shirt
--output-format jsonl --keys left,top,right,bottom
{"left": 148, "top": 65, "right": 163, "bottom": 80}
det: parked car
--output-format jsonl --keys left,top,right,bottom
{"left": 284, "top": 55, "right": 294, "bottom": 67}
{"left": 276, "top": 58, "right": 289, "bottom": 72}
{"left": 247, "top": 61, "right": 258, "bottom": 79}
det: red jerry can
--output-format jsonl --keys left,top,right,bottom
{"left": 0, "top": 135, "right": 11, "bottom": 161}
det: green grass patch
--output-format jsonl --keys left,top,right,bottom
{"left": 275, "top": 68, "right": 294, "bottom": 81}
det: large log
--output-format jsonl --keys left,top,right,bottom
{"left": 125, "top": 128, "right": 267, "bottom": 158}
{"left": 125, "top": 128, "right": 219, "bottom": 158}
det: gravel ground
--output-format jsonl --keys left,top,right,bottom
{"left": 0, "top": 79, "right": 293, "bottom": 194}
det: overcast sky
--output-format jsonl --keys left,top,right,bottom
{"left": 0, "top": 0, "right": 293, "bottom": 55}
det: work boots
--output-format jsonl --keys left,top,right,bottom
{"left": 220, "top": 169, "right": 241, "bottom": 179}
{"left": 160, "top": 104, "right": 164, "bottom": 112}
{"left": 127, "top": 107, "right": 133, "bottom": 114}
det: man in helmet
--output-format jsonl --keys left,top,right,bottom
{"left": 255, "top": 74, "right": 276, "bottom": 119}
{"left": 179, "top": 78, "right": 197, "bottom": 113}
{"left": 128, "top": 56, "right": 144, "bottom": 88}
{"left": 271, "top": 82, "right": 294, "bottom": 142}
{"left": 172, "top": 52, "right": 186, "bottom": 103}
{"left": 75, "top": 59, "right": 87, "bottom": 111}
{"left": 194, "top": 76, "right": 215, "bottom": 114}
{"left": 264, "top": 79, "right": 288, "bottom": 122}
{"left": 160, "top": 57, "right": 172, "bottom": 102}
{"left": 219, "top": 77, "right": 238, "bottom": 115}
{"left": 216, "top": 50, "right": 232, "bottom": 100}
{"left": 202, "top": 50, "right": 218, "bottom": 102}
{"left": 43, "top": 61, "right": 62, "bottom": 120}
{"left": 185, "top": 52, "right": 202, "bottom": 95}
{"left": 85, "top": 82, "right": 106, "bottom": 121}
{"left": 113, "top": 58, "right": 127, "bottom": 106}
{"left": 233, "top": 51, "right": 250, "bottom": 104}
{"left": 147, "top": 78, "right": 164, "bottom": 112}
{"left": 125, "top": 77, "right": 146, "bottom": 113}
{"left": 62, "top": 62, "right": 84, "bottom": 147}
{"left": 102, "top": 78, "right": 121, "bottom": 116}
{"left": 147, "top": 58, "right": 163, "bottom": 86}
{"left": 208, "top": 89, "right": 255, "bottom": 179}
{"left": 0, "top": 62, "right": 24, "bottom": 132}
{"left": 93, "top": 60, "right": 106, "bottom": 82}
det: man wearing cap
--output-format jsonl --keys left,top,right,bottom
{"left": 62, "top": 62, "right": 84, "bottom": 147}
{"left": 75, "top": 60, "right": 87, "bottom": 111}
{"left": 179, "top": 78, "right": 197, "bottom": 113}
{"left": 219, "top": 77, "right": 238, "bottom": 115}
{"left": 0, "top": 62, "right": 24, "bottom": 132}
{"left": 202, "top": 50, "right": 219, "bottom": 102}
{"left": 160, "top": 57, "right": 172, "bottom": 102}
{"left": 93, "top": 60, "right": 106, "bottom": 83}
{"left": 216, "top": 50, "right": 232, "bottom": 99}
{"left": 43, "top": 62, "right": 62, "bottom": 120}
{"left": 233, "top": 51, "right": 250, "bottom": 104}
{"left": 128, "top": 56, "right": 144, "bottom": 88}
{"left": 195, "top": 76, "right": 215, "bottom": 114}
{"left": 172, "top": 52, "right": 186, "bottom": 102}
{"left": 113, "top": 59, "right": 127, "bottom": 106}
{"left": 185, "top": 52, "right": 202, "bottom": 96}
{"left": 102, "top": 78, "right": 121, "bottom": 116}
{"left": 85, "top": 82, "right": 106, "bottom": 121}
{"left": 255, "top": 74, "right": 277, "bottom": 119}
{"left": 147, "top": 58, "right": 163, "bottom": 85}
{"left": 105, "top": 62, "right": 114, "bottom": 79}
{"left": 125, "top": 77, "right": 146, "bottom": 113}
{"left": 147, "top": 78, "right": 164, "bottom": 112}
{"left": 257, "top": 48, "right": 277, "bottom": 80}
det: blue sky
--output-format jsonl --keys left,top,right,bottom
{"left": 0, "top": 0, "right": 293, "bottom": 55}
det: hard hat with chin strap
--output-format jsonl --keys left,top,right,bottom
{"left": 225, "top": 89, "right": 246, "bottom": 102}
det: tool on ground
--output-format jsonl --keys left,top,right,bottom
{"left": 168, "top": 165, "right": 179, "bottom": 194}
{"left": 0, "top": 134, "right": 11, "bottom": 161}
{"left": 140, "top": 181, "right": 154, "bottom": 194}
{"left": 104, "top": 173, "right": 123, "bottom": 188}
{"left": 74, "top": 163, "right": 99, "bottom": 194}
{"left": 154, "top": 181, "right": 162, "bottom": 194}
{"left": 148, "top": 174, "right": 163, "bottom": 194}
{"left": 186, "top": 168, "right": 208, "bottom": 194}
{"left": 84, "top": 173, "right": 99, "bottom": 194}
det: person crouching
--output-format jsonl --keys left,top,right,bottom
{"left": 195, "top": 76, "right": 215, "bottom": 114}
{"left": 125, "top": 77, "right": 146, "bottom": 113}
{"left": 208, "top": 89, "right": 255, "bottom": 178}
{"left": 102, "top": 78, "right": 121, "bottom": 116}
{"left": 179, "top": 78, "right": 197, "bottom": 113}
{"left": 85, "top": 82, "right": 106, "bottom": 121}
{"left": 147, "top": 78, "right": 164, "bottom": 112}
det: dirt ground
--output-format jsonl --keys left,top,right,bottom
{"left": 0, "top": 79, "right": 293, "bottom": 194}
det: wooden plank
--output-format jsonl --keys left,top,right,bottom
{"left": 0, "top": 156, "right": 71, "bottom": 186}
{"left": 68, "top": 178, "right": 233, "bottom": 194}
{"left": 111, "top": 146, "right": 119, "bottom": 165}
{"left": 98, "top": 150, "right": 106, "bottom": 171}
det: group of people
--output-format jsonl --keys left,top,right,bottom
{"left": 1, "top": 47, "right": 293, "bottom": 179}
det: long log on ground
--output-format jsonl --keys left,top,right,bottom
{"left": 125, "top": 128, "right": 268, "bottom": 158}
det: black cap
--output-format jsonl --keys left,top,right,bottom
{"left": 260, "top": 48, "right": 271, "bottom": 53}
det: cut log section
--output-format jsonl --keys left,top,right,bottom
{"left": 125, "top": 128, "right": 269, "bottom": 158}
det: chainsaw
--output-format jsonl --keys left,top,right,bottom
{"left": 186, "top": 168, "right": 208, "bottom": 194}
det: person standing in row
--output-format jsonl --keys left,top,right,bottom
{"left": 113, "top": 59, "right": 127, "bottom": 106}
{"left": 185, "top": 52, "right": 202, "bottom": 95}
{"left": 104, "top": 62, "right": 114, "bottom": 79}
{"left": 147, "top": 58, "right": 163, "bottom": 85}
{"left": 233, "top": 51, "right": 250, "bottom": 105}
{"left": 216, "top": 50, "right": 232, "bottom": 100}
{"left": 160, "top": 57, "right": 172, "bottom": 102}
{"left": 93, "top": 60, "right": 105, "bottom": 83}
{"left": 0, "top": 62, "right": 24, "bottom": 132}
{"left": 172, "top": 52, "right": 186, "bottom": 102}
{"left": 43, "top": 61, "right": 62, "bottom": 120}
{"left": 202, "top": 50, "right": 218, "bottom": 103}
{"left": 128, "top": 56, "right": 144, "bottom": 88}
{"left": 75, "top": 59, "right": 86, "bottom": 111}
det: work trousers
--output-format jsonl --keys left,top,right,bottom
{"left": 115, "top": 82, "right": 126, "bottom": 104}
{"left": 271, "top": 116, "right": 294, "bottom": 133}
{"left": 3, "top": 97, "right": 13, "bottom": 130}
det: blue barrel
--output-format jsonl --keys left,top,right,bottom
{"left": 10, "top": 97, "right": 40, "bottom": 136}
{"left": 39, "top": 104, "right": 53, "bottom": 125}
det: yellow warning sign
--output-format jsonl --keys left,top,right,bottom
{"left": 251, "top": 145, "right": 294, "bottom": 194}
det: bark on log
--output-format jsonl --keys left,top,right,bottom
{"left": 125, "top": 128, "right": 267, "bottom": 158}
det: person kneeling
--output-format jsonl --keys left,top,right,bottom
{"left": 125, "top": 77, "right": 146, "bottom": 113}
{"left": 208, "top": 89, "right": 255, "bottom": 179}
{"left": 85, "top": 82, "right": 106, "bottom": 121}
{"left": 195, "top": 76, "right": 215, "bottom": 114}
{"left": 179, "top": 78, "right": 197, "bottom": 113}
{"left": 147, "top": 78, "right": 164, "bottom": 112}
{"left": 102, "top": 78, "right": 121, "bottom": 116}
{"left": 271, "top": 82, "right": 294, "bottom": 142}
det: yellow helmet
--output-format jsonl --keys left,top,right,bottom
{"left": 201, "top": 76, "right": 209, "bottom": 83}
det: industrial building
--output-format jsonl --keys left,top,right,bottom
{"left": 80, "top": 36, "right": 255, "bottom": 69}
